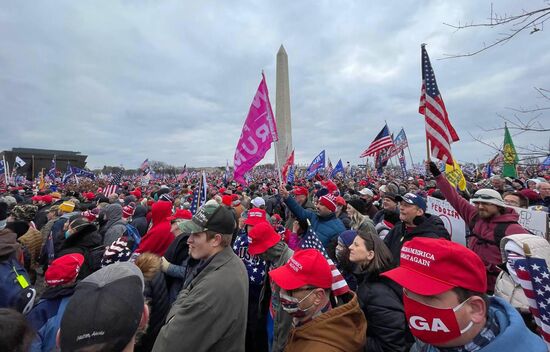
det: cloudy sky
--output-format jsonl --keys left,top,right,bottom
{"left": 1, "top": 1, "right": 548, "bottom": 169}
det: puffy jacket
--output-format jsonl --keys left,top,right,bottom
{"left": 57, "top": 223, "right": 102, "bottom": 280}
{"left": 495, "top": 234, "right": 550, "bottom": 316}
{"left": 354, "top": 270, "right": 410, "bottom": 352}
{"left": 135, "top": 201, "right": 174, "bottom": 256}
{"left": 26, "top": 285, "right": 75, "bottom": 352}
{"left": 435, "top": 174, "right": 528, "bottom": 291}
{"left": 18, "top": 226, "right": 43, "bottom": 282}
{"left": 284, "top": 292, "right": 367, "bottom": 352}
{"left": 410, "top": 296, "right": 547, "bottom": 352}
{"left": 384, "top": 214, "right": 450, "bottom": 267}
{"left": 284, "top": 196, "right": 346, "bottom": 247}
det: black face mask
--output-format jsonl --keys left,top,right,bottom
{"left": 5, "top": 220, "right": 30, "bottom": 237}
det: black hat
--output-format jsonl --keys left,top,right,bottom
{"left": 347, "top": 198, "right": 366, "bottom": 214}
{"left": 60, "top": 262, "right": 145, "bottom": 351}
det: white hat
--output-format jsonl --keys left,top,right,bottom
{"left": 251, "top": 197, "right": 265, "bottom": 208}
{"left": 379, "top": 185, "right": 387, "bottom": 193}
{"left": 359, "top": 188, "right": 373, "bottom": 197}
{"left": 471, "top": 189, "right": 506, "bottom": 207}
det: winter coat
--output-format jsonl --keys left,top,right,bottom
{"left": 18, "top": 226, "right": 43, "bottom": 283}
{"left": 40, "top": 217, "right": 57, "bottom": 241}
{"left": 57, "top": 223, "right": 102, "bottom": 280}
{"left": 284, "top": 292, "right": 367, "bottom": 352}
{"left": 410, "top": 296, "right": 547, "bottom": 352}
{"left": 34, "top": 204, "right": 51, "bottom": 230}
{"left": 384, "top": 214, "right": 450, "bottom": 267}
{"left": 163, "top": 233, "right": 195, "bottom": 305}
{"left": 100, "top": 203, "right": 127, "bottom": 246}
{"left": 26, "top": 285, "right": 75, "bottom": 352}
{"left": 284, "top": 196, "right": 346, "bottom": 247}
{"left": 131, "top": 205, "right": 149, "bottom": 237}
{"left": 134, "top": 254, "right": 170, "bottom": 352}
{"left": 135, "top": 201, "right": 174, "bottom": 256}
{"left": 0, "top": 228, "right": 22, "bottom": 261}
{"left": 495, "top": 234, "right": 550, "bottom": 315}
{"left": 338, "top": 211, "right": 352, "bottom": 230}
{"left": 435, "top": 174, "right": 528, "bottom": 291}
{"left": 152, "top": 246, "right": 249, "bottom": 352}
{"left": 259, "top": 241, "right": 295, "bottom": 352}
{"left": 354, "top": 270, "right": 410, "bottom": 352}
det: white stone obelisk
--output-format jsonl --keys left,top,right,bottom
{"left": 275, "top": 45, "right": 293, "bottom": 166}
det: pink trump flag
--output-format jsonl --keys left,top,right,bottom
{"left": 233, "top": 73, "right": 278, "bottom": 184}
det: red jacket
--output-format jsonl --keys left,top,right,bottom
{"left": 435, "top": 174, "right": 527, "bottom": 291}
{"left": 135, "top": 201, "right": 175, "bottom": 256}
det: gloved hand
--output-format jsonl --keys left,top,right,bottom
{"left": 428, "top": 161, "right": 441, "bottom": 177}
{"left": 160, "top": 257, "right": 170, "bottom": 272}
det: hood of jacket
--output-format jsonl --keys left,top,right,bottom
{"left": 151, "top": 201, "right": 172, "bottom": 226}
{"left": 499, "top": 233, "right": 550, "bottom": 263}
{"left": 63, "top": 222, "right": 101, "bottom": 248}
{"left": 0, "top": 228, "right": 21, "bottom": 257}
{"left": 407, "top": 213, "right": 449, "bottom": 238}
{"left": 105, "top": 203, "right": 123, "bottom": 222}
{"left": 287, "top": 292, "right": 366, "bottom": 352}
{"left": 133, "top": 205, "right": 148, "bottom": 219}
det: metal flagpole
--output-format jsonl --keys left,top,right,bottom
{"left": 2, "top": 155, "right": 8, "bottom": 185}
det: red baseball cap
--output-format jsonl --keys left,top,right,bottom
{"left": 248, "top": 222, "right": 281, "bottom": 255}
{"left": 45, "top": 253, "right": 84, "bottom": 286}
{"left": 245, "top": 208, "right": 267, "bottom": 226}
{"left": 269, "top": 249, "right": 332, "bottom": 290}
{"left": 335, "top": 196, "right": 346, "bottom": 206}
{"left": 382, "top": 237, "right": 487, "bottom": 295}
{"left": 41, "top": 195, "right": 53, "bottom": 204}
{"left": 167, "top": 209, "right": 193, "bottom": 221}
{"left": 222, "top": 195, "right": 232, "bottom": 206}
{"left": 31, "top": 195, "right": 42, "bottom": 202}
{"left": 292, "top": 186, "right": 308, "bottom": 197}
{"left": 321, "top": 180, "right": 338, "bottom": 194}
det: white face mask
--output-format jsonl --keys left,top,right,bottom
{"left": 506, "top": 251, "right": 524, "bottom": 285}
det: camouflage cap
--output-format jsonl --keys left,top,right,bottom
{"left": 179, "top": 200, "right": 236, "bottom": 235}
{"left": 11, "top": 204, "right": 38, "bottom": 222}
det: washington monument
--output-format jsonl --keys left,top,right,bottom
{"left": 275, "top": 45, "right": 293, "bottom": 166}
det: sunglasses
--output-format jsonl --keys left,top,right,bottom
{"left": 472, "top": 194, "right": 500, "bottom": 201}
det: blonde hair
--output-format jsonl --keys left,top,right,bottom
{"left": 134, "top": 252, "right": 161, "bottom": 281}
{"left": 348, "top": 205, "right": 367, "bottom": 231}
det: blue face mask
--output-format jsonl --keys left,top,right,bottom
{"left": 64, "top": 230, "right": 71, "bottom": 239}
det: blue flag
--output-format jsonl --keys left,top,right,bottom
{"left": 542, "top": 155, "right": 550, "bottom": 170}
{"left": 62, "top": 163, "right": 74, "bottom": 184}
{"left": 306, "top": 150, "right": 325, "bottom": 179}
{"left": 0, "top": 160, "right": 4, "bottom": 175}
{"left": 71, "top": 166, "right": 96, "bottom": 180}
{"left": 287, "top": 165, "right": 295, "bottom": 184}
{"left": 48, "top": 158, "right": 56, "bottom": 180}
{"left": 331, "top": 159, "right": 344, "bottom": 178}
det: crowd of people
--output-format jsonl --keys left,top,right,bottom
{"left": 0, "top": 161, "right": 549, "bottom": 351}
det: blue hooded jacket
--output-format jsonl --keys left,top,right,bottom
{"left": 284, "top": 196, "right": 345, "bottom": 247}
{"left": 411, "top": 296, "right": 546, "bottom": 352}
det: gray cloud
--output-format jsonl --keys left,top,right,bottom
{"left": 0, "top": 0, "right": 547, "bottom": 169}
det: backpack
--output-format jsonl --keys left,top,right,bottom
{"left": 86, "top": 245, "right": 107, "bottom": 273}
{"left": 466, "top": 214, "right": 516, "bottom": 247}
{"left": 0, "top": 255, "right": 36, "bottom": 314}
{"left": 125, "top": 224, "right": 141, "bottom": 252}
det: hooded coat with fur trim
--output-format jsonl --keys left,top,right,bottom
{"left": 135, "top": 201, "right": 174, "bottom": 256}
{"left": 56, "top": 223, "right": 101, "bottom": 280}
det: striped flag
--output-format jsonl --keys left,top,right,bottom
{"left": 419, "top": 45, "right": 459, "bottom": 165}
{"left": 299, "top": 220, "right": 350, "bottom": 296}
{"left": 189, "top": 172, "right": 208, "bottom": 214}
{"left": 360, "top": 124, "right": 394, "bottom": 158}
{"left": 514, "top": 255, "right": 550, "bottom": 348}
{"left": 104, "top": 169, "right": 123, "bottom": 197}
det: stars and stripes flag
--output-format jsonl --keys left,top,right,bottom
{"left": 140, "top": 159, "right": 150, "bottom": 176}
{"left": 189, "top": 172, "right": 208, "bottom": 214}
{"left": 514, "top": 255, "right": 550, "bottom": 348}
{"left": 104, "top": 169, "right": 123, "bottom": 197}
{"left": 281, "top": 150, "right": 295, "bottom": 182}
{"left": 360, "top": 124, "right": 394, "bottom": 158}
{"left": 325, "top": 158, "right": 333, "bottom": 178}
{"left": 299, "top": 219, "right": 350, "bottom": 296}
{"left": 419, "top": 44, "right": 459, "bottom": 165}
{"left": 177, "top": 164, "right": 188, "bottom": 182}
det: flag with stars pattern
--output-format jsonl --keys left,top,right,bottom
{"left": 232, "top": 230, "right": 267, "bottom": 286}
{"left": 514, "top": 256, "right": 550, "bottom": 348}
{"left": 299, "top": 221, "right": 350, "bottom": 296}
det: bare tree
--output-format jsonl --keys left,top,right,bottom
{"left": 442, "top": 3, "right": 550, "bottom": 59}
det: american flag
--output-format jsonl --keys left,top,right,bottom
{"left": 360, "top": 124, "right": 394, "bottom": 158}
{"left": 104, "top": 169, "right": 123, "bottom": 197}
{"left": 281, "top": 150, "right": 295, "bottom": 181}
{"left": 140, "top": 159, "right": 150, "bottom": 176}
{"left": 418, "top": 44, "right": 459, "bottom": 165}
{"left": 177, "top": 164, "right": 187, "bottom": 182}
{"left": 189, "top": 172, "right": 208, "bottom": 214}
{"left": 299, "top": 220, "right": 350, "bottom": 296}
{"left": 514, "top": 256, "right": 550, "bottom": 348}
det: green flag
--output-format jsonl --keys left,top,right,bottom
{"left": 502, "top": 124, "right": 518, "bottom": 177}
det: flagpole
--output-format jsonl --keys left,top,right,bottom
{"left": 274, "top": 141, "right": 283, "bottom": 185}
{"left": 2, "top": 155, "right": 8, "bottom": 185}
{"left": 32, "top": 155, "right": 35, "bottom": 181}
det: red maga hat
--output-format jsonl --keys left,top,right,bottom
{"left": 269, "top": 249, "right": 332, "bottom": 290}
{"left": 382, "top": 237, "right": 486, "bottom": 295}
{"left": 45, "top": 253, "right": 84, "bottom": 286}
{"left": 245, "top": 208, "right": 267, "bottom": 226}
{"left": 292, "top": 186, "right": 308, "bottom": 197}
{"left": 167, "top": 209, "right": 193, "bottom": 221}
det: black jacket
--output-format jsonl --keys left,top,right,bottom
{"left": 57, "top": 223, "right": 102, "bottom": 280}
{"left": 355, "top": 270, "right": 411, "bottom": 352}
{"left": 136, "top": 270, "right": 170, "bottom": 352}
{"left": 384, "top": 214, "right": 450, "bottom": 267}
{"left": 131, "top": 205, "right": 149, "bottom": 237}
